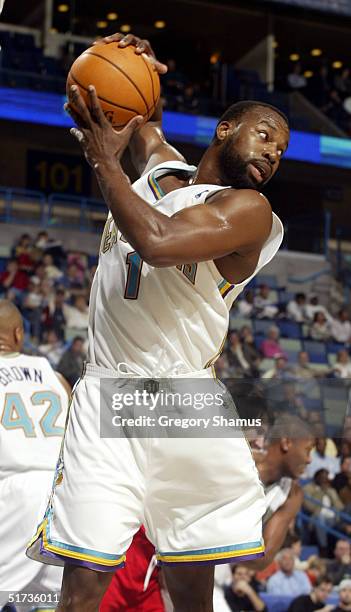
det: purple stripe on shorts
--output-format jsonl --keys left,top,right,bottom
{"left": 39, "top": 538, "right": 123, "bottom": 573}
{"left": 157, "top": 551, "right": 264, "bottom": 567}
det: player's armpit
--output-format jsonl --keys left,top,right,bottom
{"left": 128, "top": 102, "right": 186, "bottom": 176}
{"left": 140, "top": 189, "right": 272, "bottom": 269}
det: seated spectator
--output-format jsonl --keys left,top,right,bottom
{"left": 304, "top": 296, "right": 330, "bottom": 322}
{"left": 241, "top": 329, "right": 261, "bottom": 376}
{"left": 215, "top": 354, "right": 232, "bottom": 378}
{"left": 57, "top": 263, "right": 85, "bottom": 297}
{"left": 227, "top": 331, "right": 252, "bottom": 377}
{"left": 260, "top": 326, "right": 288, "bottom": 359}
{"left": 38, "top": 329, "right": 65, "bottom": 366}
{"left": 14, "top": 233, "right": 35, "bottom": 273}
{"left": 0, "top": 259, "right": 29, "bottom": 294}
{"left": 266, "top": 548, "right": 311, "bottom": 597}
{"left": 224, "top": 564, "right": 267, "bottom": 611}
{"left": 339, "top": 472, "right": 351, "bottom": 507}
{"left": 303, "top": 469, "right": 344, "bottom": 554}
{"left": 330, "top": 309, "right": 351, "bottom": 345}
{"left": 287, "top": 63, "right": 307, "bottom": 91}
{"left": 306, "top": 438, "right": 340, "bottom": 479}
{"left": 261, "top": 355, "right": 293, "bottom": 380}
{"left": 22, "top": 277, "right": 44, "bottom": 341}
{"left": 42, "top": 253, "right": 63, "bottom": 281}
{"left": 287, "top": 293, "right": 307, "bottom": 323}
{"left": 64, "top": 295, "right": 89, "bottom": 330}
{"left": 274, "top": 382, "right": 308, "bottom": 420}
{"left": 333, "top": 350, "right": 351, "bottom": 379}
{"left": 333, "top": 578, "right": 351, "bottom": 611}
{"left": 309, "top": 312, "right": 331, "bottom": 341}
{"left": 333, "top": 457, "right": 351, "bottom": 495}
{"left": 293, "top": 351, "right": 316, "bottom": 380}
{"left": 44, "top": 288, "right": 67, "bottom": 340}
{"left": 57, "top": 336, "right": 86, "bottom": 387}
{"left": 254, "top": 284, "right": 279, "bottom": 319}
{"left": 305, "top": 556, "right": 328, "bottom": 586}
{"left": 287, "top": 575, "right": 333, "bottom": 612}
{"left": 237, "top": 289, "right": 255, "bottom": 317}
{"left": 327, "top": 540, "right": 351, "bottom": 586}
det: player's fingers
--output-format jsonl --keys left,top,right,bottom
{"left": 142, "top": 53, "right": 168, "bottom": 75}
{"left": 64, "top": 102, "right": 88, "bottom": 128}
{"left": 94, "top": 33, "right": 124, "bottom": 45}
{"left": 118, "top": 34, "right": 140, "bottom": 47}
{"left": 68, "top": 85, "right": 91, "bottom": 125}
{"left": 120, "top": 115, "right": 144, "bottom": 137}
{"left": 70, "top": 127, "right": 86, "bottom": 143}
{"left": 87, "top": 85, "right": 107, "bottom": 125}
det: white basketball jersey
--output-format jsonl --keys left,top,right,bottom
{"left": 88, "top": 161, "right": 284, "bottom": 376}
{"left": 264, "top": 477, "right": 292, "bottom": 524}
{"left": 0, "top": 353, "right": 68, "bottom": 478}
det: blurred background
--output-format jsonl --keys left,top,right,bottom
{"left": 3, "top": 2, "right": 351, "bottom": 611}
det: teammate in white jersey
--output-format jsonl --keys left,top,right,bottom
{"left": 27, "top": 35, "right": 290, "bottom": 612}
{"left": 0, "top": 300, "right": 69, "bottom": 611}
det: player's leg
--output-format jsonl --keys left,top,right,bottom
{"left": 162, "top": 565, "right": 214, "bottom": 612}
{"left": 57, "top": 564, "right": 113, "bottom": 612}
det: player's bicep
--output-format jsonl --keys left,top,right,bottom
{"left": 142, "top": 190, "right": 272, "bottom": 266}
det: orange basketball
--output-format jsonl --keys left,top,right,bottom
{"left": 67, "top": 42, "right": 160, "bottom": 128}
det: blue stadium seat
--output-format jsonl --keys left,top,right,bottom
{"left": 253, "top": 319, "right": 273, "bottom": 335}
{"left": 327, "top": 341, "right": 346, "bottom": 354}
{"left": 277, "top": 320, "right": 302, "bottom": 338}
{"left": 303, "top": 397, "right": 321, "bottom": 411}
{"left": 303, "top": 340, "right": 328, "bottom": 363}
{"left": 301, "top": 545, "right": 318, "bottom": 560}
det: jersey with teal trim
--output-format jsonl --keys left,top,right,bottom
{"left": 88, "top": 161, "right": 284, "bottom": 375}
{"left": 0, "top": 353, "right": 68, "bottom": 478}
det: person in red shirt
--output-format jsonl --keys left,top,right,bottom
{"left": 0, "top": 260, "right": 29, "bottom": 292}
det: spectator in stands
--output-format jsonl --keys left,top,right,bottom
{"left": 274, "top": 382, "right": 308, "bottom": 420}
{"left": 237, "top": 289, "right": 255, "bottom": 317}
{"left": 307, "top": 438, "right": 341, "bottom": 479}
{"left": 177, "top": 83, "right": 200, "bottom": 114}
{"left": 260, "top": 326, "right": 288, "bottom": 359}
{"left": 303, "top": 469, "right": 344, "bottom": 553}
{"left": 266, "top": 548, "right": 311, "bottom": 597}
{"left": 333, "top": 457, "right": 351, "bottom": 495}
{"left": 287, "top": 63, "right": 307, "bottom": 91}
{"left": 310, "top": 312, "right": 332, "bottom": 341}
{"left": 305, "top": 296, "right": 330, "bottom": 322}
{"left": 240, "top": 328, "right": 261, "bottom": 376}
{"left": 333, "top": 578, "right": 351, "bottom": 611}
{"left": 334, "top": 68, "right": 351, "bottom": 101}
{"left": 57, "top": 336, "right": 85, "bottom": 387}
{"left": 330, "top": 309, "right": 351, "bottom": 345}
{"left": 287, "top": 293, "right": 307, "bottom": 323}
{"left": 38, "top": 329, "right": 65, "bottom": 366}
{"left": 42, "top": 253, "right": 63, "bottom": 281}
{"left": 215, "top": 354, "right": 232, "bottom": 378}
{"left": 58, "top": 263, "right": 85, "bottom": 297}
{"left": 224, "top": 565, "right": 267, "bottom": 611}
{"left": 227, "top": 331, "right": 252, "bottom": 377}
{"left": 64, "top": 295, "right": 89, "bottom": 331}
{"left": 293, "top": 351, "right": 316, "bottom": 380}
{"left": 338, "top": 472, "right": 351, "bottom": 507}
{"left": 261, "top": 355, "right": 292, "bottom": 379}
{"left": 0, "top": 259, "right": 29, "bottom": 294}
{"left": 305, "top": 556, "right": 328, "bottom": 586}
{"left": 14, "top": 233, "right": 35, "bottom": 273}
{"left": 254, "top": 284, "right": 279, "bottom": 319}
{"left": 333, "top": 350, "right": 351, "bottom": 379}
{"left": 286, "top": 575, "right": 333, "bottom": 612}
{"left": 327, "top": 540, "right": 351, "bottom": 586}
{"left": 22, "top": 277, "right": 44, "bottom": 341}
{"left": 46, "top": 288, "right": 67, "bottom": 340}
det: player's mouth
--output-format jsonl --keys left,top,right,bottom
{"left": 248, "top": 161, "right": 272, "bottom": 184}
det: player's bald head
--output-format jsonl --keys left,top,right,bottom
{"left": 0, "top": 300, "right": 24, "bottom": 352}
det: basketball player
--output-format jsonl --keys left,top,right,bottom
{"left": 0, "top": 300, "right": 69, "bottom": 611}
{"left": 27, "top": 35, "right": 290, "bottom": 612}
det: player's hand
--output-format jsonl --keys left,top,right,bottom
{"left": 93, "top": 32, "right": 168, "bottom": 74}
{"left": 66, "top": 84, "right": 143, "bottom": 168}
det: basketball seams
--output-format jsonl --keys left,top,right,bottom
{"left": 83, "top": 50, "right": 150, "bottom": 115}
{"left": 69, "top": 71, "right": 148, "bottom": 118}
{"left": 141, "top": 55, "right": 156, "bottom": 108}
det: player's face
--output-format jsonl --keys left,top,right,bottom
{"left": 287, "top": 437, "right": 314, "bottom": 478}
{"left": 218, "top": 109, "right": 289, "bottom": 190}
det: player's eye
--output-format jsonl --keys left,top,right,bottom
{"left": 258, "top": 131, "right": 268, "bottom": 140}
{"left": 277, "top": 149, "right": 283, "bottom": 157}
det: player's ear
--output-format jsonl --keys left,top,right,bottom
{"left": 14, "top": 325, "right": 24, "bottom": 349}
{"left": 281, "top": 437, "right": 292, "bottom": 453}
{"left": 216, "top": 121, "right": 233, "bottom": 142}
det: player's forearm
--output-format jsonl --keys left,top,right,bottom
{"left": 245, "top": 508, "right": 297, "bottom": 570}
{"left": 95, "top": 162, "right": 170, "bottom": 259}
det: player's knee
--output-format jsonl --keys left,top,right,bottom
{"left": 58, "top": 565, "right": 112, "bottom": 612}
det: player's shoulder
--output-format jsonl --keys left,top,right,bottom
{"left": 209, "top": 187, "right": 270, "bottom": 208}
{"left": 208, "top": 188, "right": 272, "bottom": 226}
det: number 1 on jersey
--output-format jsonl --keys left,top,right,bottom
{"left": 124, "top": 251, "right": 144, "bottom": 299}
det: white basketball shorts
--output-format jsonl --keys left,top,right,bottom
{"left": 27, "top": 363, "right": 266, "bottom": 572}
